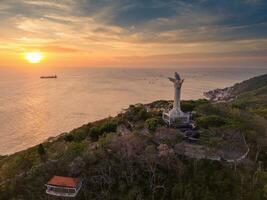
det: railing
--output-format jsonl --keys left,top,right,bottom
{"left": 45, "top": 184, "right": 82, "bottom": 198}
{"left": 162, "top": 112, "right": 171, "bottom": 125}
{"left": 224, "top": 133, "right": 250, "bottom": 163}
{"left": 46, "top": 189, "right": 78, "bottom": 197}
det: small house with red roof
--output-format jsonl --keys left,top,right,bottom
{"left": 45, "top": 176, "right": 82, "bottom": 197}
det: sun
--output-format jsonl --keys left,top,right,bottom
{"left": 25, "top": 52, "right": 44, "bottom": 63}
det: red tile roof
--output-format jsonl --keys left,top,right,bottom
{"left": 47, "top": 176, "right": 80, "bottom": 188}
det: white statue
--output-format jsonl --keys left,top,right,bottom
{"left": 162, "top": 72, "right": 190, "bottom": 125}
{"left": 168, "top": 72, "right": 184, "bottom": 113}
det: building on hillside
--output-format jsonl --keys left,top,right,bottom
{"left": 162, "top": 72, "right": 190, "bottom": 125}
{"left": 45, "top": 176, "right": 82, "bottom": 198}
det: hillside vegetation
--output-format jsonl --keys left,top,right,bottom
{"left": 232, "top": 73, "right": 267, "bottom": 96}
{"left": 206, "top": 73, "right": 267, "bottom": 119}
{"left": 231, "top": 74, "right": 267, "bottom": 119}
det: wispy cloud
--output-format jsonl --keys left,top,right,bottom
{"left": 0, "top": 0, "right": 267, "bottom": 67}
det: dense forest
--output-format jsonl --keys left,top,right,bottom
{"left": 0, "top": 74, "right": 267, "bottom": 200}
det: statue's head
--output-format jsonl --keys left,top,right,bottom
{"left": 175, "top": 72, "right": 181, "bottom": 80}
{"left": 168, "top": 72, "right": 184, "bottom": 88}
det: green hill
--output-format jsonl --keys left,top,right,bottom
{"left": 232, "top": 73, "right": 267, "bottom": 96}
{"left": 232, "top": 74, "right": 267, "bottom": 118}
{"left": 205, "top": 73, "right": 267, "bottom": 118}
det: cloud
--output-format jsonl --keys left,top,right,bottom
{"left": 1, "top": 0, "right": 267, "bottom": 42}
{"left": 20, "top": 44, "right": 79, "bottom": 53}
{"left": 0, "top": 0, "right": 267, "bottom": 66}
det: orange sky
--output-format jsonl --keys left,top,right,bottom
{"left": 0, "top": 0, "right": 267, "bottom": 68}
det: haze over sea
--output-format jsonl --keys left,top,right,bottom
{"left": 0, "top": 67, "right": 266, "bottom": 155}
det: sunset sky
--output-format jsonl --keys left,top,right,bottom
{"left": 1, "top": 0, "right": 267, "bottom": 68}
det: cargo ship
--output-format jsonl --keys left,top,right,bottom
{"left": 40, "top": 75, "right": 57, "bottom": 79}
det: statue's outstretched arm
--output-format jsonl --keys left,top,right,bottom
{"left": 168, "top": 77, "right": 175, "bottom": 82}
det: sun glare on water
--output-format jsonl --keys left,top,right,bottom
{"left": 25, "top": 52, "right": 44, "bottom": 63}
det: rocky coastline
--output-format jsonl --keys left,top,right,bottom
{"left": 204, "top": 86, "right": 235, "bottom": 102}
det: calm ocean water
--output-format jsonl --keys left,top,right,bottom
{"left": 0, "top": 67, "right": 266, "bottom": 155}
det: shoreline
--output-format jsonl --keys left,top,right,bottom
{"left": 0, "top": 99, "right": 197, "bottom": 157}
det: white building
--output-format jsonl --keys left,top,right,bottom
{"left": 45, "top": 176, "right": 82, "bottom": 198}
{"left": 162, "top": 72, "right": 190, "bottom": 125}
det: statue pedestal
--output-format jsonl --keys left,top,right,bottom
{"left": 162, "top": 109, "right": 190, "bottom": 126}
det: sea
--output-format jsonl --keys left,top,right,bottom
{"left": 0, "top": 67, "right": 266, "bottom": 155}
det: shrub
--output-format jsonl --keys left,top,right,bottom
{"left": 137, "top": 108, "right": 149, "bottom": 120}
{"left": 196, "top": 115, "right": 226, "bottom": 129}
{"left": 126, "top": 105, "right": 150, "bottom": 121}
{"left": 89, "top": 127, "right": 100, "bottom": 141}
{"left": 61, "top": 142, "right": 86, "bottom": 162}
{"left": 71, "top": 125, "right": 90, "bottom": 142}
{"left": 196, "top": 99, "right": 210, "bottom": 104}
{"left": 150, "top": 100, "right": 170, "bottom": 109}
{"left": 197, "top": 103, "right": 221, "bottom": 115}
{"left": 64, "top": 134, "right": 74, "bottom": 142}
{"left": 252, "top": 108, "right": 267, "bottom": 119}
{"left": 99, "top": 119, "right": 118, "bottom": 133}
{"left": 181, "top": 101, "right": 195, "bottom": 112}
{"left": 145, "top": 118, "right": 160, "bottom": 132}
{"left": 37, "top": 144, "right": 46, "bottom": 162}
{"left": 37, "top": 144, "right": 45, "bottom": 156}
{"left": 89, "top": 119, "right": 118, "bottom": 141}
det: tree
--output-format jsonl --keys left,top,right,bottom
{"left": 37, "top": 144, "right": 46, "bottom": 162}
{"left": 181, "top": 101, "right": 195, "bottom": 112}
{"left": 89, "top": 127, "right": 100, "bottom": 141}
{"left": 37, "top": 144, "right": 46, "bottom": 156}
{"left": 196, "top": 115, "right": 226, "bottom": 129}
{"left": 137, "top": 108, "right": 149, "bottom": 121}
{"left": 64, "top": 134, "right": 74, "bottom": 142}
{"left": 99, "top": 119, "right": 118, "bottom": 133}
{"left": 145, "top": 118, "right": 160, "bottom": 132}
